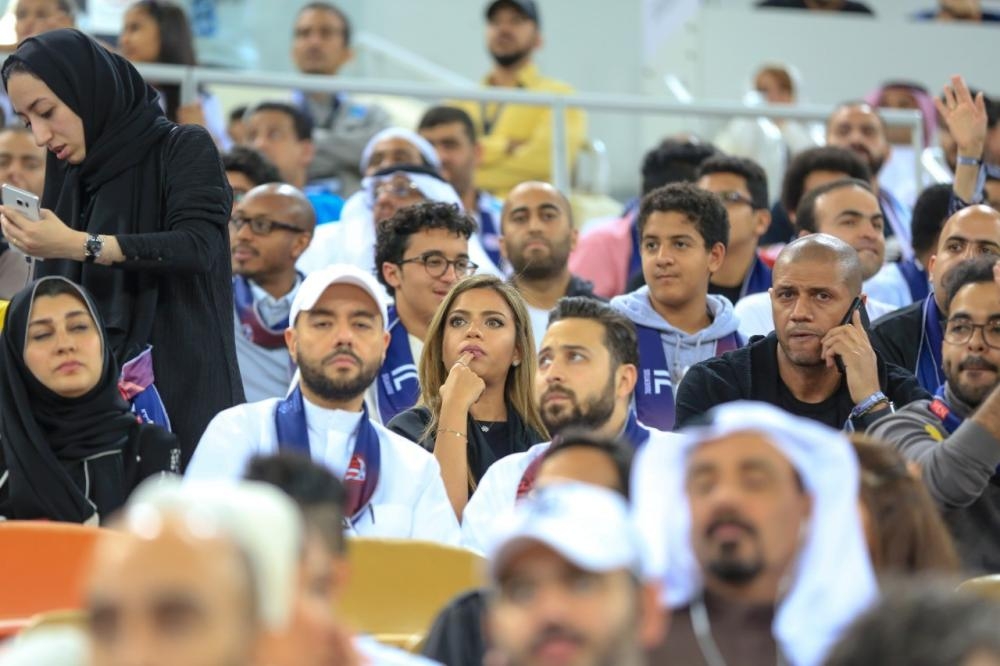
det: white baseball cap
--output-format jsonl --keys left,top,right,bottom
{"left": 289, "top": 263, "right": 389, "bottom": 330}
{"left": 488, "top": 482, "right": 643, "bottom": 580}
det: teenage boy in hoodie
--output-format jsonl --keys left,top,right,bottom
{"left": 610, "top": 182, "right": 741, "bottom": 431}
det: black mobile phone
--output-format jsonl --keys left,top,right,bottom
{"left": 834, "top": 297, "right": 865, "bottom": 374}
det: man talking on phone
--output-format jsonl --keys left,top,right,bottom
{"left": 675, "top": 234, "right": 929, "bottom": 430}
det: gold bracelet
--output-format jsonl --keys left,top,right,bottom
{"left": 436, "top": 428, "right": 467, "bottom": 440}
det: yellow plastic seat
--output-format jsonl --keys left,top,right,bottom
{"left": 958, "top": 574, "right": 1000, "bottom": 601}
{"left": 337, "top": 538, "right": 486, "bottom": 652}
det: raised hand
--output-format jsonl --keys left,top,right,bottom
{"left": 935, "top": 74, "right": 988, "bottom": 158}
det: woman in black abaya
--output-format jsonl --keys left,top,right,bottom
{"left": 0, "top": 277, "right": 179, "bottom": 523}
{"left": 0, "top": 29, "right": 243, "bottom": 465}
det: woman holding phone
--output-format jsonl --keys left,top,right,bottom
{"left": 388, "top": 274, "right": 547, "bottom": 517}
{"left": 0, "top": 29, "right": 242, "bottom": 466}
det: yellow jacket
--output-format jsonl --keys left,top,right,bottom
{"left": 455, "top": 64, "right": 587, "bottom": 197}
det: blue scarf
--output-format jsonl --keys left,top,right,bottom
{"left": 516, "top": 410, "right": 651, "bottom": 500}
{"left": 376, "top": 306, "right": 421, "bottom": 424}
{"left": 741, "top": 254, "right": 773, "bottom": 300}
{"left": 274, "top": 385, "right": 381, "bottom": 520}
{"left": 928, "top": 383, "right": 964, "bottom": 435}
{"left": 897, "top": 258, "right": 930, "bottom": 302}
{"left": 477, "top": 194, "right": 503, "bottom": 268}
{"left": 916, "top": 295, "right": 945, "bottom": 392}
{"left": 634, "top": 324, "right": 741, "bottom": 431}
{"left": 233, "top": 274, "right": 296, "bottom": 350}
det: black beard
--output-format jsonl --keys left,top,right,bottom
{"left": 491, "top": 48, "right": 531, "bottom": 68}
{"left": 707, "top": 557, "right": 764, "bottom": 585}
{"left": 541, "top": 377, "right": 617, "bottom": 436}
{"left": 297, "top": 349, "right": 379, "bottom": 403}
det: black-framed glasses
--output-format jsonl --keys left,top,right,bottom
{"left": 944, "top": 317, "right": 1000, "bottom": 349}
{"left": 716, "top": 191, "right": 757, "bottom": 208}
{"left": 229, "top": 215, "right": 308, "bottom": 236}
{"left": 398, "top": 253, "right": 478, "bottom": 278}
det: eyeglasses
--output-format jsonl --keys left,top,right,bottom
{"left": 398, "top": 253, "right": 478, "bottom": 278}
{"left": 230, "top": 215, "right": 308, "bottom": 236}
{"left": 374, "top": 180, "right": 423, "bottom": 200}
{"left": 716, "top": 191, "right": 757, "bottom": 208}
{"left": 944, "top": 317, "right": 1000, "bottom": 349}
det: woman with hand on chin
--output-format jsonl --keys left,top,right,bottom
{"left": 388, "top": 274, "right": 547, "bottom": 518}
{"left": 0, "top": 29, "right": 242, "bottom": 466}
{"left": 0, "top": 277, "right": 179, "bottom": 523}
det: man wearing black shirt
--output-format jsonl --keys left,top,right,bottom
{"left": 675, "top": 234, "right": 927, "bottom": 430}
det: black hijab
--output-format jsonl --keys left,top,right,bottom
{"left": 1, "top": 29, "right": 175, "bottom": 362}
{"left": 0, "top": 276, "right": 139, "bottom": 521}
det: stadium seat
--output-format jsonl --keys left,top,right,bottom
{"left": 338, "top": 538, "right": 486, "bottom": 652}
{"left": 0, "top": 522, "right": 112, "bottom": 638}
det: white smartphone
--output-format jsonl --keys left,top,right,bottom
{"left": 2, "top": 184, "right": 40, "bottom": 222}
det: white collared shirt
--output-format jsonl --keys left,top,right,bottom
{"left": 186, "top": 396, "right": 461, "bottom": 546}
{"left": 461, "top": 428, "right": 681, "bottom": 554}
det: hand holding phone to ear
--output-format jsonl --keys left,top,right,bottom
{"left": 822, "top": 305, "right": 881, "bottom": 404}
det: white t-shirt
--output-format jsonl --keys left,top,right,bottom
{"left": 186, "top": 396, "right": 461, "bottom": 546}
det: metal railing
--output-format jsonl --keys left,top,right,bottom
{"left": 134, "top": 63, "right": 926, "bottom": 193}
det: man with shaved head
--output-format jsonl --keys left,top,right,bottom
{"left": 871, "top": 205, "right": 1000, "bottom": 392}
{"left": 501, "top": 181, "right": 603, "bottom": 349}
{"left": 676, "top": 234, "right": 928, "bottom": 429}
{"left": 230, "top": 183, "right": 316, "bottom": 401}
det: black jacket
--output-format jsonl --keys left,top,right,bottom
{"left": 0, "top": 421, "right": 179, "bottom": 522}
{"left": 869, "top": 300, "right": 925, "bottom": 376}
{"left": 674, "top": 333, "right": 930, "bottom": 430}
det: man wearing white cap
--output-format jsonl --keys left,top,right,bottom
{"left": 487, "top": 482, "right": 663, "bottom": 666}
{"left": 186, "top": 264, "right": 461, "bottom": 545}
{"left": 461, "top": 296, "right": 678, "bottom": 553}
{"left": 85, "top": 478, "right": 304, "bottom": 666}
{"left": 635, "top": 401, "right": 877, "bottom": 666}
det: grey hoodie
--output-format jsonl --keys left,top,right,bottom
{"left": 610, "top": 287, "right": 742, "bottom": 385}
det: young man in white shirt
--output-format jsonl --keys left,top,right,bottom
{"left": 187, "top": 263, "right": 461, "bottom": 545}
{"left": 461, "top": 296, "right": 677, "bottom": 552}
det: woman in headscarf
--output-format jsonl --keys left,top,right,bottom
{"left": 0, "top": 276, "right": 179, "bottom": 523}
{"left": 0, "top": 29, "right": 243, "bottom": 465}
{"left": 388, "top": 274, "right": 547, "bottom": 518}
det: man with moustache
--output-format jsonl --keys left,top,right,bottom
{"left": 487, "top": 483, "right": 664, "bottom": 666}
{"left": 826, "top": 101, "right": 913, "bottom": 261}
{"left": 870, "top": 257, "right": 1000, "bottom": 571}
{"left": 734, "top": 178, "right": 899, "bottom": 339}
{"left": 186, "top": 264, "right": 461, "bottom": 545}
{"left": 372, "top": 202, "right": 478, "bottom": 423}
{"left": 289, "top": 2, "right": 390, "bottom": 195}
{"left": 635, "top": 401, "right": 877, "bottom": 666}
{"left": 870, "top": 205, "right": 1000, "bottom": 392}
{"left": 454, "top": 1, "right": 586, "bottom": 196}
{"left": 229, "top": 183, "right": 315, "bottom": 402}
{"left": 677, "top": 234, "right": 927, "bottom": 430}
{"left": 501, "top": 181, "right": 603, "bottom": 349}
{"left": 461, "top": 296, "right": 678, "bottom": 553}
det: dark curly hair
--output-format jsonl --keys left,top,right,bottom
{"left": 374, "top": 202, "right": 477, "bottom": 296}
{"left": 636, "top": 182, "right": 729, "bottom": 250}
{"left": 781, "top": 146, "right": 872, "bottom": 214}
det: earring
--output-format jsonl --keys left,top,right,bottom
{"left": 512, "top": 360, "right": 521, "bottom": 367}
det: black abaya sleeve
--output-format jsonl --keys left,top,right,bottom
{"left": 114, "top": 125, "right": 231, "bottom": 274}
